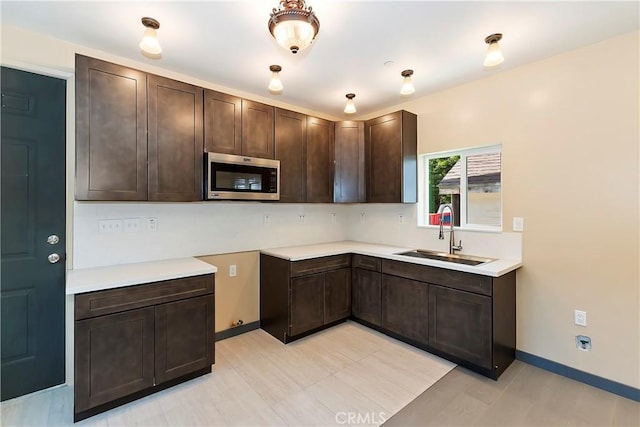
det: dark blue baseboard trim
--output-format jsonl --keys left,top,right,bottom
{"left": 215, "top": 321, "right": 260, "bottom": 342}
{"left": 516, "top": 350, "right": 639, "bottom": 402}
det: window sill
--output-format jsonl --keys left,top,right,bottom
{"left": 417, "top": 224, "right": 503, "bottom": 233}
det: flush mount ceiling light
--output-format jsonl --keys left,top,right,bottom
{"left": 139, "top": 17, "right": 162, "bottom": 56}
{"left": 268, "top": 0, "right": 320, "bottom": 54}
{"left": 483, "top": 33, "right": 504, "bottom": 67}
{"left": 344, "top": 93, "right": 356, "bottom": 114}
{"left": 400, "top": 69, "right": 415, "bottom": 96}
{"left": 268, "top": 65, "right": 283, "bottom": 94}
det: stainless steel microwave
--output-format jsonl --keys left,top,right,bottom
{"left": 205, "top": 153, "right": 280, "bottom": 201}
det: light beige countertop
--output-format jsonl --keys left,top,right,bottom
{"left": 261, "top": 241, "right": 522, "bottom": 277}
{"left": 66, "top": 257, "right": 217, "bottom": 295}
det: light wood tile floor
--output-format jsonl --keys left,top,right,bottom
{"left": 0, "top": 321, "right": 455, "bottom": 426}
{"left": 385, "top": 361, "right": 640, "bottom": 426}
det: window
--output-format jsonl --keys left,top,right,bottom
{"left": 419, "top": 145, "right": 502, "bottom": 230}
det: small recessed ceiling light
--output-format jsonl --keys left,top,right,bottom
{"left": 483, "top": 33, "right": 504, "bottom": 67}
{"left": 344, "top": 93, "right": 356, "bottom": 114}
{"left": 268, "top": 65, "right": 283, "bottom": 94}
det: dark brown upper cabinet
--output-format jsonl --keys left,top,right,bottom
{"left": 75, "top": 55, "right": 204, "bottom": 202}
{"left": 365, "top": 110, "right": 417, "bottom": 203}
{"left": 75, "top": 54, "right": 148, "bottom": 201}
{"left": 204, "top": 90, "right": 242, "bottom": 155}
{"left": 147, "top": 75, "right": 203, "bottom": 202}
{"left": 242, "top": 100, "right": 274, "bottom": 159}
{"left": 334, "top": 121, "right": 365, "bottom": 203}
{"left": 274, "top": 108, "right": 307, "bottom": 203}
{"left": 306, "top": 116, "right": 334, "bottom": 203}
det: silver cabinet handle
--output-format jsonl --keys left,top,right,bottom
{"left": 47, "top": 235, "right": 60, "bottom": 245}
{"left": 48, "top": 253, "right": 61, "bottom": 264}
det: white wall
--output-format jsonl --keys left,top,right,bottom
{"left": 74, "top": 202, "right": 349, "bottom": 268}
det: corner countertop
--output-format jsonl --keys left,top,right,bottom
{"left": 261, "top": 241, "right": 522, "bottom": 277}
{"left": 66, "top": 257, "right": 217, "bottom": 295}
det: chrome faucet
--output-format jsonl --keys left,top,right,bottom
{"left": 438, "top": 204, "right": 463, "bottom": 254}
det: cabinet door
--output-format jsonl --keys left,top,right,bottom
{"left": 75, "top": 307, "right": 154, "bottom": 412}
{"left": 155, "top": 295, "right": 215, "bottom": 384}
{"left": 290, "top": 274, "right": 324, "bottom": 336}
{"left": 382, "top": 274, "right": 429, "bottom": 345}
{"left": 334, "top": 121, "right": 365, "bottom": 203}
{"left": 147, "top": 75, "right": 204, "bottom": 201}
{"left": 242, "top": 100, "right": 274, "bottom": 159}
{"left": 352, "top": 268, "right": 382, "bottom": 326}
{"left": 204, "top": 90, "right": 242, "bottom": 155}
{"left": 306, "top": 116, "right": 334, "bottom": 202}
{"left": 324, "top": 268, "right": 351, "bottom": 324}
{"left": 75, "top": 54, "right": 148, "bottom": 200}
{"left": 429, "top": 285, "right": 492, "bottom": 369}
{"left": 275, "top": 108, "right": 306, "bottom": 203}
{"left": 365, "top": 111, "right": 417, "bottom": 203}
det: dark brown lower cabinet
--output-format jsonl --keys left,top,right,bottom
{"left": 382, "top": 274, "right": 428, "bottom": 346}
{"left": 324, "top": 268, "right": 352, "bottom": 324}
{"left": 155, "top": 296, "right": 215, "bottom": 383}
{"left": 75, "top": 307, "right": 155, "bottom": 413}
{"left": 290, "top": 274, "right": 325, "bottom": 336}
{"left": 428, "top": 285, "right": 491, "bottom": 369}
{"left": 74, "top": 274, "right": 215, "bottom": 421}
{"left": 260, "top": 252, "right": 516, "bottom": 380}
{"left": 260, "top": 254, "right": 351, "bottom": 343}
{"left": 351, "top": 267, "right": 382, "bottom": 326}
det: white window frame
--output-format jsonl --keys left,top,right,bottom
{"left": 418, "top": 144, "right": 502, "bottom": 232}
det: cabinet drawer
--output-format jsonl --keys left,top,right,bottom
{"left": 75, "top": 274, "right": 215, "bottom": 320}
{"left": 352, "top": 254, "right": 381, "bottom": 272}
{"left": 382, "top": 259, "right": 491, "bottom": 296}
{"left": 291, "top": 254, "right": 351, "bottom": 277}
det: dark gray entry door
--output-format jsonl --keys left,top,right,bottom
{"left": 1, "top": 67, "right": 66, "bottom": 401}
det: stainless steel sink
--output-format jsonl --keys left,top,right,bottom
{"left": 395, "top": 249, "right": 496, "bottom": 266}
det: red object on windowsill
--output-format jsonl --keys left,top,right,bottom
{"left": 429, "top": 212, "right": 451, "bottom": 225}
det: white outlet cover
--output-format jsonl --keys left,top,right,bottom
{"left": 123, "top": 218, "right": 141, "bottom": 233}
{"left": 147, "top": 217, "right": 158, "bottom": 232}
{"left": 513, "top": 217, "right": 524, "bottom": 232}
{"left": 574, "top": 310, "right": 587, "bottom": 326}
{"left": 229, "top": 264, "right": 237, "bottom": 277}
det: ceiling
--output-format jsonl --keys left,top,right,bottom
{"left": 2, "top": 1, "right": 638, "bottom": 118}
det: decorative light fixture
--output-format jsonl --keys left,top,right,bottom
{"left": 400, "top": 69, "right": 415, "bottom": 96}
{"left": 344, "top": 93, "right": 356, "bottom": 114}
{"left": 139, "top": 17, "right": 162, "bottom": 55}
{"left": 268, "top": 0, "right": 320, "bottom": 54}
{"left": 268, "top": 65, "right": 283, "bottom": 94}
{"left": 483, "top": 33, "right": 504, "bottom": 67}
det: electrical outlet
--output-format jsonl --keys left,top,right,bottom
{"left": 513, "top": 217, "right": 524, "bottom": 232}
{"left": 263, "top": 214, "right": 271, "bottom": 225}
{"left": 298, "top": 214, "right": 305, "bottom": 223}
{"left": 574, "top": 310, "right": 587, "bottom": 326}
{"left": 123, "top": 218, "right": 141, "bottom": 233}
{"left": 398, "top": 214, "right": 405, "bottom": 224}
{"left": 147, "top": 217, "right": 158, "bottom": 232}
{"left": 229, "top": 264, "right": 237, "bottom": 277}
{"left": 360, "top": 212, "right": 366, "bottom": 223}
{"left": 99, "top": 219, "right": 122, "bottom": 233}
{"left": 331, "top": 213, "right": 337, "bottom": 224}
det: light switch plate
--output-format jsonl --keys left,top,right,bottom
{"left": 513, "top": 217, "right": 524, "bottom": 232}
{"left": 574, "top": 310, "right": 587, "bottom": 326}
